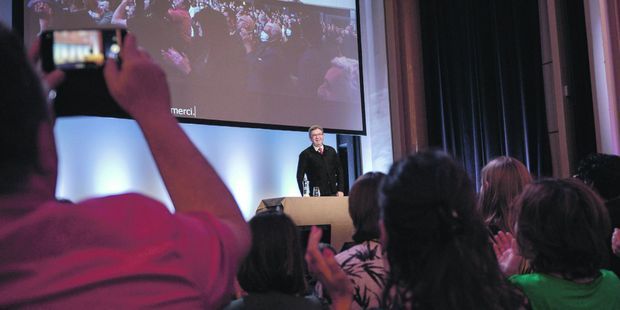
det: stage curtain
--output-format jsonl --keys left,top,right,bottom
{"left": 418, "top": 0, "right": 552, "bottom": 186}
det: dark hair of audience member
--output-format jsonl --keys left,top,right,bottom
{"left": 0, "top": 23, "right": 48, "bottom": 193}
{"left": 379, "top": 150, "right": 524, "bottom": 309}
{"left": 193, "top": 8, "right": 229, "bottom": 47}
{"left": 237, "top": 211, "right": 307, "bottom": 295}
{"left": 148, "top": 0, "right": 170, "bottom": 17}
{"left": 302, "top": 12, "right": 323, "bottom": 47}
{"left": 349, "top": 172, "right": 385, "bottom": 243}
{"left": 478, "top": 156, "right": 532, "bottom": 234}
{"left": 515, "top": 179, "right": 611, "bottom": 280}
{"left": 574, "top": 153, "right": 620, "bottom": 201}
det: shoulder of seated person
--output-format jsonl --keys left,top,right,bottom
{"left": 77, "top": 193, "right": 170, "bottom": 215}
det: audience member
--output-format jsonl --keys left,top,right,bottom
{"left": 479, "top": 156, "right": 532, "bottom": 235}
{"left": 333, "top": 172, "right": 387, "bottom": 309}
{"left": 163, "top": 7, "right": 247, "bottom": 102}
{"left": 574, "top": 153, "right": 620, "bottom": 276}
{"left": 246, "top": 21, "right": 290, "bottom": 95}
{"left": 236, "top": 14, "right": 256, "bottom": 54}
{"left": 317, "top": 56, "right": 360, "bottom": 104}
{"left": 168, "top": 0, "right": 192, "bottom": 44}
{"left": 225, "top": 211, "right": 321, "bottom": 310}
{"left": 376, "top": 150, "right": 526, "bottom": 309}
{"left": 0, "top": 25, "right": 250, "bottom": 308}
{"left": 296, "top": 12, "right": 332, "bottom": 98}
{"left": 111, "top": 0, "right": 136, "bottom": 26}
{"left": 127, "top": 0, "right": 188, "bottom": 67}
{"left": 504, "top": 179, "right": 620, "bottom": 309}
{"left": 82, "top": 0, "right": 115, "bottom": 25}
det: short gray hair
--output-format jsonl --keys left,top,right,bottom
{"left": 308, "top": 125, "right": 323, "bottom": 137}
{"left": 330, "top": 56, "right": 359, "bottom": 92}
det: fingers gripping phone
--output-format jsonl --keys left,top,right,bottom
{"left": 40, "top": 28, "right": 127, "bottom": 72}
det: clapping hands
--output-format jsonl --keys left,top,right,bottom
{"left": 492, "top": 231, "right": 523, "bottom": 276}
{"left": 613, "top": 228, "right": 620, "bottom": 257}
{"left": 305, "top": 226, "right": 352, "bottom": 310}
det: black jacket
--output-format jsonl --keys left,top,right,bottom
{"left": 296, "top": 145, "right": 344, "bottom": 196}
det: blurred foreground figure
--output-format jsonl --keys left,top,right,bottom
{"left": 306, "top": 150, "right": 526, "bottom": 309}
{"left": 504, "top": 179, "right": 620, "bottom": 309}
{"left": 0, "top": 24, "right": 249, "bottom": 308}
{"left": 378, "top": 150, "right": 525, "bottom": 309}
{"left": 574, "top": 153, "right": 620, "bottom": 276}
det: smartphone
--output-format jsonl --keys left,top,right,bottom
{"left": 40, "top": 28, "right": 126, "bottom": 72}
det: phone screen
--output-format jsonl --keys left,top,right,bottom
{"left": 42, "top": 29, "right": 124, "bottom": 71}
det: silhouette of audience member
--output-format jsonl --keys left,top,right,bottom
{"left": 505, "top": 179, "right": 620, "bottom": 309}
{"left": 127, "top": 0, "right": 188, "bottom": 68}
{"left": 332, "top": 172, "right": 387, "bottom": 309}
{"left": 317, "top": 56, "right": 360, "bottom": 104}
{"left": 81, "top": 0, "right": 114, "bottom": 25}
{"left": 296, "top": 12, "right": 331, "bottom": 98}
{"left": 479, "top": 156, "right": 532, "bottom": 235}
{"left": 377, "top": 150, "right": 526, "bottom": 309}
{"left": 246, "top": 21, "right": 290, "bottom": 95}
{"left": 0, "top": 25, "right": 249, "bottom": 308}
{"left": 167, "top": 0, "right": 192, "bottom": 45}
{"left": 237, "top": 14, "right": 256, "bottom": 55}
{"left": 574, "top": 153, "right": 620, "bottom": 276}
{"left": 225, "top": 211, "right": 321, "bottom": 310}
{"left": 111, "top": 0, "right": 137, "bottom": 27}
{"left": 162, "top": 7, "right": 247, "bottom": 103}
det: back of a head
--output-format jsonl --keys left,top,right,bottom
{"left": 194, "top": 8, "right": 228, "bottom": 44}
{"left": 302, "top": 12, "right": 322, "bottom": 46}
{"left": 148, "top": 0, "right": 170, "bottom": 17}
{"left": 0, "top": 23, "right": 48, "bottom": 193}
{"left": 479, "top": 156, "right": 532, "bottom": 233}
{"left": 575, "top": 153, "right": 620, "bottom": 201}
{"left": 515, "top": 178, "right": 611, "bottom": 280}
{"left": 348, "top": 172, "right": 385, "bottom": 243}
{"left": 379, "top": 150, "right": 522, "bottom": 309}
{"left": 237, "top": 211, "right": 307, "bottom": 295}
{"left": 330, "top": 56, "right": 359, "bottom": 91}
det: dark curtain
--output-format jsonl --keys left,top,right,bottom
{"left": 419, "top": 0, "right": 552, "bottom": 187}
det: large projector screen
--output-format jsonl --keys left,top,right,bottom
{"left": 21, "top": 0, "right": 365, "bottom": 134}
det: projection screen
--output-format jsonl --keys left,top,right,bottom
{"left": 21, "top": 0, "right": 365, "bottom": 134}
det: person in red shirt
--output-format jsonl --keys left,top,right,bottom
{"left": 0, "top": 24, "right": 250, "bottom": 308}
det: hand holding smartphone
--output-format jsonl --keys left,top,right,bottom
{"left": 40, "top": 28, "right": 127, "bottom": 72}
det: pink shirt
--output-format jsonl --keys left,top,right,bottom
{"left": 0, "top": 193, "right": 241, "bottom": 308}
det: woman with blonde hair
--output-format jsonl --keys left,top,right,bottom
{"left": 479, "top": 156, "right": 532, "bottom": 235}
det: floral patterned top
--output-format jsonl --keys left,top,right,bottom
{"left": 336, "top": 240, "right": 387, "bottom": 309}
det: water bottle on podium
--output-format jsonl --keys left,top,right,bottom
{"left": 303, "top": 174, "right": 310, "bottom": 197}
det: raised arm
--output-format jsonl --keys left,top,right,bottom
{"left": 305, "top": 226, "right": 353, "bottom": 310}
{"left": 103, "top": 34, "right": 249, "bottom": 251}
{"left": 111, "top": 0, "right": 130, "bottom": 27}
{"left": 613, "top": 228, "right": 620, "bottom": 257}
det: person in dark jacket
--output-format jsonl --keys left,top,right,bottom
{"left": 296, "top": 125, "right": 344, "bottom": 197}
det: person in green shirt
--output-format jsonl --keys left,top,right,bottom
{"left": 500, "top": 179, "right": 620, "bottom": 310}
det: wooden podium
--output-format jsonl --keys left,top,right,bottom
{"left": 256, "top": 197, "right": 354, "bottom": 251}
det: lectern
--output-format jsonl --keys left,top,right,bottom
{"left": 256, "top": 197, "right": 354, "bottom": 251}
